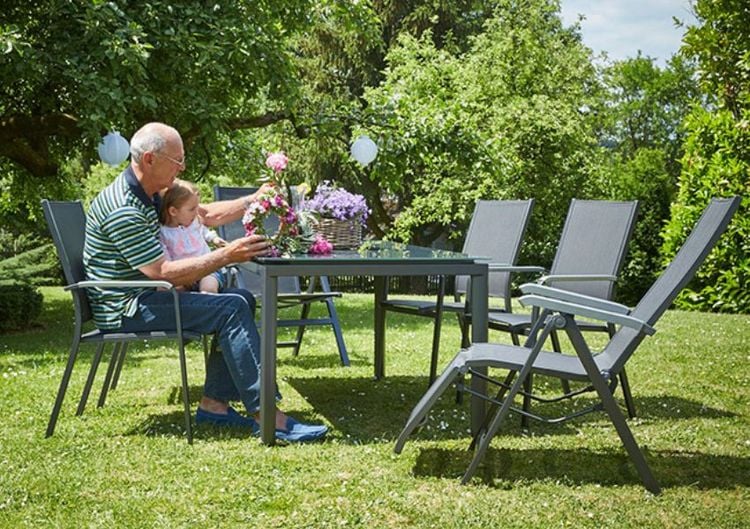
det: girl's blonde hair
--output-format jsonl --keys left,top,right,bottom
{"left": 160, "top": 179, "right": 199, "bottom": 224}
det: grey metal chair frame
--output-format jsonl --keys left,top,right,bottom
{"left": 485, "top": 199, "right": 639, "bottom": 419}
{"left": 213, "top": 186, "right": 349, "bottom": 365}
{"left": 42, "top": 200, "right": 198, "bottom": 443}
{"left": 381, "top": 199, "right": 535, "bottom": 384}
{"left": 395, "top": 196, "right": 740, "bottom": 494}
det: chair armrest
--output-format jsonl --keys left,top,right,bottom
{"left": 520, "top": 283, "right": 631, "bottom": 314}
{"left": 484, "top": 263, "right": 547, "bottom": 274}
{"left": 519, "top": 294, "right": 655, "bottom": 335}
{"left": 538, "top": 274, "right": 617, "bottom": 284}
{"left": 69, "top": 279, "right": 174, "bottom": 290}
{"left": 69, "top": 279, "right": 186, "bottom": 339}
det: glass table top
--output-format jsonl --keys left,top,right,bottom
{"left": 254, "top": 240, "right": 479, "bottom": 265}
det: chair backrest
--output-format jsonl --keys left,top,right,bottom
{"left": 601, "top": 196, "right": 740, "bottom": 373}
{"left": 41, "top": 199, "right": 94, "bottom": 323}
{"left": 212, "top": 185, "right": 299, "bottom": 295}
{"left": 455, "top": 199, "right": 535, "bottom": 308}
{"left": 548, "top": 199, "right": 639, "bottom": 300}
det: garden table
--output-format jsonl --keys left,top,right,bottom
{"left": 239, "top": 240, "right": 489, "bottom": 445}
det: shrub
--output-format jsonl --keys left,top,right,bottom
{"left": 661, "top": 107, "right": 750, "bottom": 313}
{"left": 606, "top": 148, "right": 676, "bottom": 306}
{"left": 0, "top": 243, "right": 62, "bottom": 286}
{"left": 0, "top": 282, "right": 43, "bottom": 332}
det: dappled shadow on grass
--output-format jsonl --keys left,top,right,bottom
{"left": 411, "top": 446, "right": 750, "bottom": 490}
{"left": 633, "top": 395, "right": 735, "bottom": 420}
{"left": 288, "top": 376, "right": 738, "bottom": 445}
{"left": 287, "top": 376, "right": 585, "bottom": 444}
{"left": 276, "top": 350, "right": 370, "bottom": 369}
{"left": 166, "top": 384, "right": 204, "bottom": 406}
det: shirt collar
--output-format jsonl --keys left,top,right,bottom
{"left": 124, "top": 165, "right": 161, "bottom": 213}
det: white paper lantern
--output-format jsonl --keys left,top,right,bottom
{"left": 350, "top": 135, "right": 378, "bottom": 166}
{"left": 98, "top": 131, "right": 130, "bottom": 166}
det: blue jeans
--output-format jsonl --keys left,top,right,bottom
{"left": 119, "top": 287, "right": 276, "bottom": 413}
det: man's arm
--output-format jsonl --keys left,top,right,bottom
{"left": 139, "top": 234, "right": 270, "bottom": 285}
{"left": 199, "top": 183, "right": 275, "bottom": 227}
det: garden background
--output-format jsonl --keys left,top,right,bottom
{"left": 0, "top": 1, "right": 748, "bottom": 527}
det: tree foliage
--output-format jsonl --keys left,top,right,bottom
{"left": 0, "top": 0, "right": 315, "bottom": 224}
{"left": 661, "top": 0, "right": 750, "bottom": 313}
{"left": 360, "top": 0, "right": 600, "bottom": 265}
{"left": 596, "top": 55, "right": 698, "bottom": 304}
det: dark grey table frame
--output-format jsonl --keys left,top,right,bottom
{"left": 241, "top": 246, "right": 489, "bottom": 445}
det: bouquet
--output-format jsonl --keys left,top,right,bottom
{"left": 243, "top": 189, "right": 333, "bottom": 256}
{"left": 243, "top": 153, "right": 332, "bottom": 256}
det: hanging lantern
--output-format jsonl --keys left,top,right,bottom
{"left": 350, "top": 135, "right": 378, "bottom": 166}
{"left": 98, "top": 131, "right": 130, "bottom": 166}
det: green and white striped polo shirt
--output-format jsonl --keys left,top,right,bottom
{"left": 84, "top": 168, "right": 165, "bottom": 329}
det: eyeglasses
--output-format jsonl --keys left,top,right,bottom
{"left": 154, "top": 152, "right": 186, "bottom": 168}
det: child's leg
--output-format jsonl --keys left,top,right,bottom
{"left": 199, "top": 275, "right": 220, "bottom": 294}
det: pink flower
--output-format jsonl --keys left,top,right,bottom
{"left": 261, "top": 199, "right": 271, "bottom": 211}
{"left": 309, "top": 235, "right": 333, "bottom": 255}
{"left": 265, "top": 152, "right": 288, "bottom": 173}
{"left": 274, "top": 194, "right": 284, "bottom": 206}
{"left": 244, "top": 223, "right": 256, "bottom": 237}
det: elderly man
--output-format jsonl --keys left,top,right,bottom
{"left": 84, "top": 122, "right": 326, "bottom": 442}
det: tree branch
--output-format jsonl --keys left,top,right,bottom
{"left": 0, "top": 113, "right": 80, "bottom": 177}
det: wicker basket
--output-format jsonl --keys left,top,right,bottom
{"left": 316, "top": 217, "right": 363, "bottom": 249}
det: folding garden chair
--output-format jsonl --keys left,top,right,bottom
{"left": 381, "top": 199, "right": 536, "bottom": 384}
{"left": 213, "top": 186, "right": 349, "bottom": 365}
{"left": 42, "top": 200, "right": 198, "bottom": 443}
{"left": 394, "top": 196, "right": 740, "bottom": 494}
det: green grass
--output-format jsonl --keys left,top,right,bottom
{"left": 1, "top": 287, "right": 749, "bottom": 528}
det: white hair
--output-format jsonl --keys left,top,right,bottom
{"left": 130, "top": 122, "right": 178, "bottom": 163}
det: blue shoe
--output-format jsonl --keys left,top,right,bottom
{"left": 195, "top": 406, "right": 260, "bottom": 434}
{"left": 275, "top": 417, "right": 328, "bottom": 443}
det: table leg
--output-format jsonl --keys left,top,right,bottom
{"left": 373, "top": 275, "right": 386, "bottom": 380}
{"left": 469, "top": 268, "right": 488, "bottom": 436}
{"left": 260, "top": 270, "right": 278, "bottom": 445}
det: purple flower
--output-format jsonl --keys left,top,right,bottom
{"left": 301, "top": 181, "right": 370, "bottom": 225}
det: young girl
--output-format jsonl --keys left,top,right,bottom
{"left": 159, "top": 179, "right": 227, "bottom": 293}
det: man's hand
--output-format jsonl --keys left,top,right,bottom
{"left": 223, "top": 235, "right": 272, "bottom": 263}
{"left": 253, "top": 182, "right": 277, "bottom": 199}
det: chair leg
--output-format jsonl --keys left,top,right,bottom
{"left": 521, "top": 373, "right": 533, "bottom": 430}
{"left": 620, "top": 368, "right": 637, "bottom": 418}
{"left": 46, "top": 337, "right": 83, "bottom": 438}
{"left": 565, "top": 317, "right": 660, "bottom": 494}
{"left": 97, "top": 343, "right": 121, "bottom": 408}
{"left": 110, "top": 342, "right": 128, "bottom": 391}
{"left": 461, "top": 317, "right": 556, "bottom": 483}
{"left": 291, "top": 302, "right": 312, "bottom": 356}
{"left": 462, "top": 361, "right": 533, "bottom": 484}
{"left": 76, "top": 342, "right": 107, "bottom": 416}
{"left": 177, "top": 340, "right": 193, "bottom": 444}
{"left": 324, "top": 298, "right": 350, "bottom": 367}
{"left": 551, "top": 330, "right": 572, "bottom": 394}
{"left": 428, "top": 311, "right": 444, "bottom": 385}
{"left": 458, "top": 313, "right": 471, "bottom": 349}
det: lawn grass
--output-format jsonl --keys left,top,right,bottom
{"left": 1, "top": 286, "right": 749, "bottom": 528}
